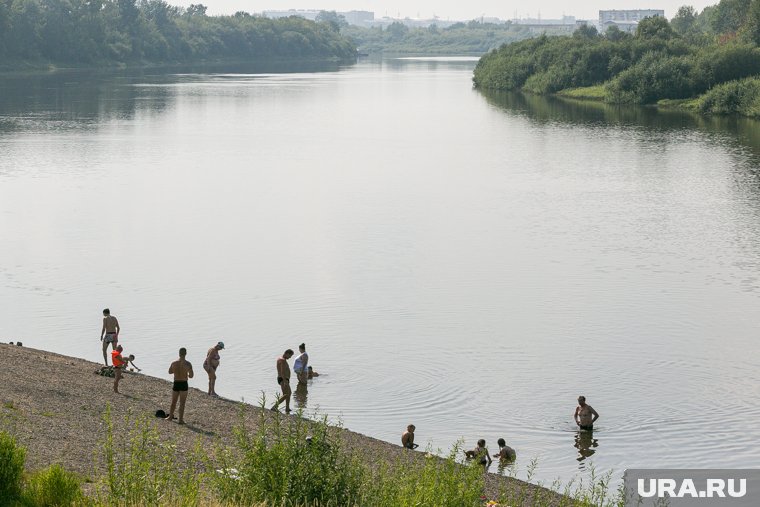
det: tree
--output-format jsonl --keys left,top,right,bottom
{"left": 636, "top": 16, "right": 675, "bottom": 39}
{"left": 315, "top": 10, "right": 346, "bottom": 32}
{"left": 744, "top": 0, "right": 760, "bottom": 44}
{"left": 708, "top": 0, "right": 750, "bottom": 34}
{"left": 671, "top": 5, "right": 697, "bottom": 34}
{"left": 605, "top": 25, "right": 628, "bottom": 41}
{"left": 185, "top": 3, "right": 206, "bottom": 16}
{"left": 573, "top": 24, "right": 598, "bottom": 39}
{"left": 386, "top": 21, "right": 408, "bottom": 40}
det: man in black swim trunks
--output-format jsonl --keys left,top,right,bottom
{"left": 166, "top": 347, "right": 193, "bottom": 424}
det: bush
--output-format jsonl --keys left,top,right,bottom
{"left": 606, "top": 53, "right": 695, "bottom": 103}
{"left": 698, "top": 77, "right": 760, "bottom": 117}
{"left": 0, "top": 431, "right": 26, "bottom": 505}
{"left": 213, "top": 408, "right": 365, "bottom": 506}
{"left": 22, "top": 464, "right": 84, "bottom": 507}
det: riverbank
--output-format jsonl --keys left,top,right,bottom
{"left": 0, "top": 343, "right": 567, "bottom": 505}
{"left": 554, "top": 81, "right": 760, "bottom": 119}
{"left": 0, "top": 56, "right": 355, "bottom": 76}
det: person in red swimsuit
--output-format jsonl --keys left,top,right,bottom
{"left": 111, "top": 345, "right": 125, "bottom": 393}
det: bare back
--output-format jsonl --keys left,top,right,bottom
{"left": 103, "top": 315, "right": 119, "bottom": 333}
{"left": 169, "top": 359, "right": 194, "bottom": 381}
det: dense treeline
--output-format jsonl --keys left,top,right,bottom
{"left": 342, "top": 20, "right": 534, "bottom": 55}
{"left": 0, "top": 0, "right": 357, "bottom": 67}
{"left": 473, "top": 0, "right": 760, "bottom": 116}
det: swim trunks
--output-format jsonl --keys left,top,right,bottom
{"left": 104, "top": 333, "right": 117, "bottom": 343}
{"left": 580, "top": 425, "right": 594, "bottom": 431}
{"left": 173, "top": 381, "right": 189, "bottom": 392}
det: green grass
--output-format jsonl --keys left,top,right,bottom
{"left": 556, "top": 85, "right": 608, "bottom": 101}
{"left": 657, "top": 98, "right": 700, "bottom": 110}
{"left": 2, "top": 403, "right": 626, "bottom": 506}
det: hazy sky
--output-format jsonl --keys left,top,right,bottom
{"left": 176, "top": 1, "right": 717, "bottom": 21}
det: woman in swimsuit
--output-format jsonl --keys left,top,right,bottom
{"left": 203, "top": 341, "right": 224, "bottom": 396}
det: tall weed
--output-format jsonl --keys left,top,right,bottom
{"left": 21, "top": 464, "right": 85, "bottom": 507}
{"left": 0, "top": 431, "right": 26, "bottom": 505}
{"left": 98, "top": 404, "right": 201, "bottom": 506}
{"left": 213, "top": 401, "right": 364, "bottom": 506}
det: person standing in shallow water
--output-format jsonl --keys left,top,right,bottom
{"left": 166, "top": 348, "right": 193, "bottom": 424}
{"left": 294, "top": 343, "right": 309, "bottom": 386}
{"left": 203, "top": 341, "right": 224, "bottom": 396}
{"left": 574, "top": 395, "right": 599, "bottom": 431}
{"left": 100, "top": 308, "right": 120, "bottom": 365}
{"left": 493, "top": 438, "right": 516, "bottom": 463}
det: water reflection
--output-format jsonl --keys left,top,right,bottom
{"left": 574, "top": 430, "right": 600, "bottom": 467}
{"left": 480, "top": 89, "right": 760, "bottom": 161}
{"left": 294, "top": 382, "right": 309, "bottom": 410}
{"left": 0, "top": 60, "right": 348, "bottom": 135}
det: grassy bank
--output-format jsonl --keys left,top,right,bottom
{"left": 473, "top": 1, "right": 760, "bottom": 117}
{"left": 0, "top": 344, "right": 621, "bottom": 506}
{"left": 553, "top": 77, "right": 760, "bottom": 119}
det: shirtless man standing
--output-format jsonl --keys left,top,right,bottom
{"left": 100, "top": 308, "right": 120, "bottom": 365}
{"left": 272, "top": 349, "right": 294, "bottom": 413}
{"left": 166, "top": 348, "right": 194, "bottom": 424}
{"left": 574, "top": 395, "right": 599, "bottom": 431}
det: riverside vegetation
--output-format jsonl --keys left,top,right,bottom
{"left": 473, "top": 0, "right": 760, "bottom": 118}
{"left": 0, "top": 0, "right": 356, "bottom": 69}
{"left": 0, "top": 403, "right": 623, "bottom": 507}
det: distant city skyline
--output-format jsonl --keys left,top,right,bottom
{"left": 173, "top": 1, "right": 717, "bottom": 21}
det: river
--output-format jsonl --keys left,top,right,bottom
{"left": 1, "top": 57, "right": 759, "bottom": 487}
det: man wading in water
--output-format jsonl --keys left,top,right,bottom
{"left": 574, "top": 395, "right": 599, "bottom": 431}
{"left": 100, "top": 308, "right": 120, "bottom": 365}
{"left": 166, "top": 348, "right": 194, "bottom": 425}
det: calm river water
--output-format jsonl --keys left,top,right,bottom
{"left": 1, "top": 58, "right": 759, "bottom": 486}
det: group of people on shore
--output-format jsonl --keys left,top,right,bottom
{"left": 400, "top": 396, "right": 600, "bottom": 467}
{"left": 99, "top": 309, "right": 319, "bottom": 424}
{"left": 100, "top": 308, "right": 598, "bottom": 455}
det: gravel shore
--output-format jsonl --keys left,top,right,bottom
{"left": 0, "top": 343, "right": 563, "bottom": 505}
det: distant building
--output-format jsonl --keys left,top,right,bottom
{"left": 511, "top": 16, "right": 578, "bottom": 35}
{"left": 342, "top": 10, "right": 374, "bottom": 26}
{"left": 600, "top": 19, "right": 640, "bottom": 33}
{"left": 262, "top": 9, "right": 374, "bottom": 27}
{"left": 262, "top": 9, "right": 320, "bottom": 21}
{"left": 598, "top": 9, "right": 664, "bottom": 32}
{"left": 512, "top": 15, "right": 576, "bottom": 26}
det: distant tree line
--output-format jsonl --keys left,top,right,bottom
{"left": 0, "top": 0, "right": 357, "bottom": 66}
{"left": 328, "top": 13, "right": 534, "bottom": 55}
{"left": 472, "top": 0, "right": 760, "bottom": 115}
